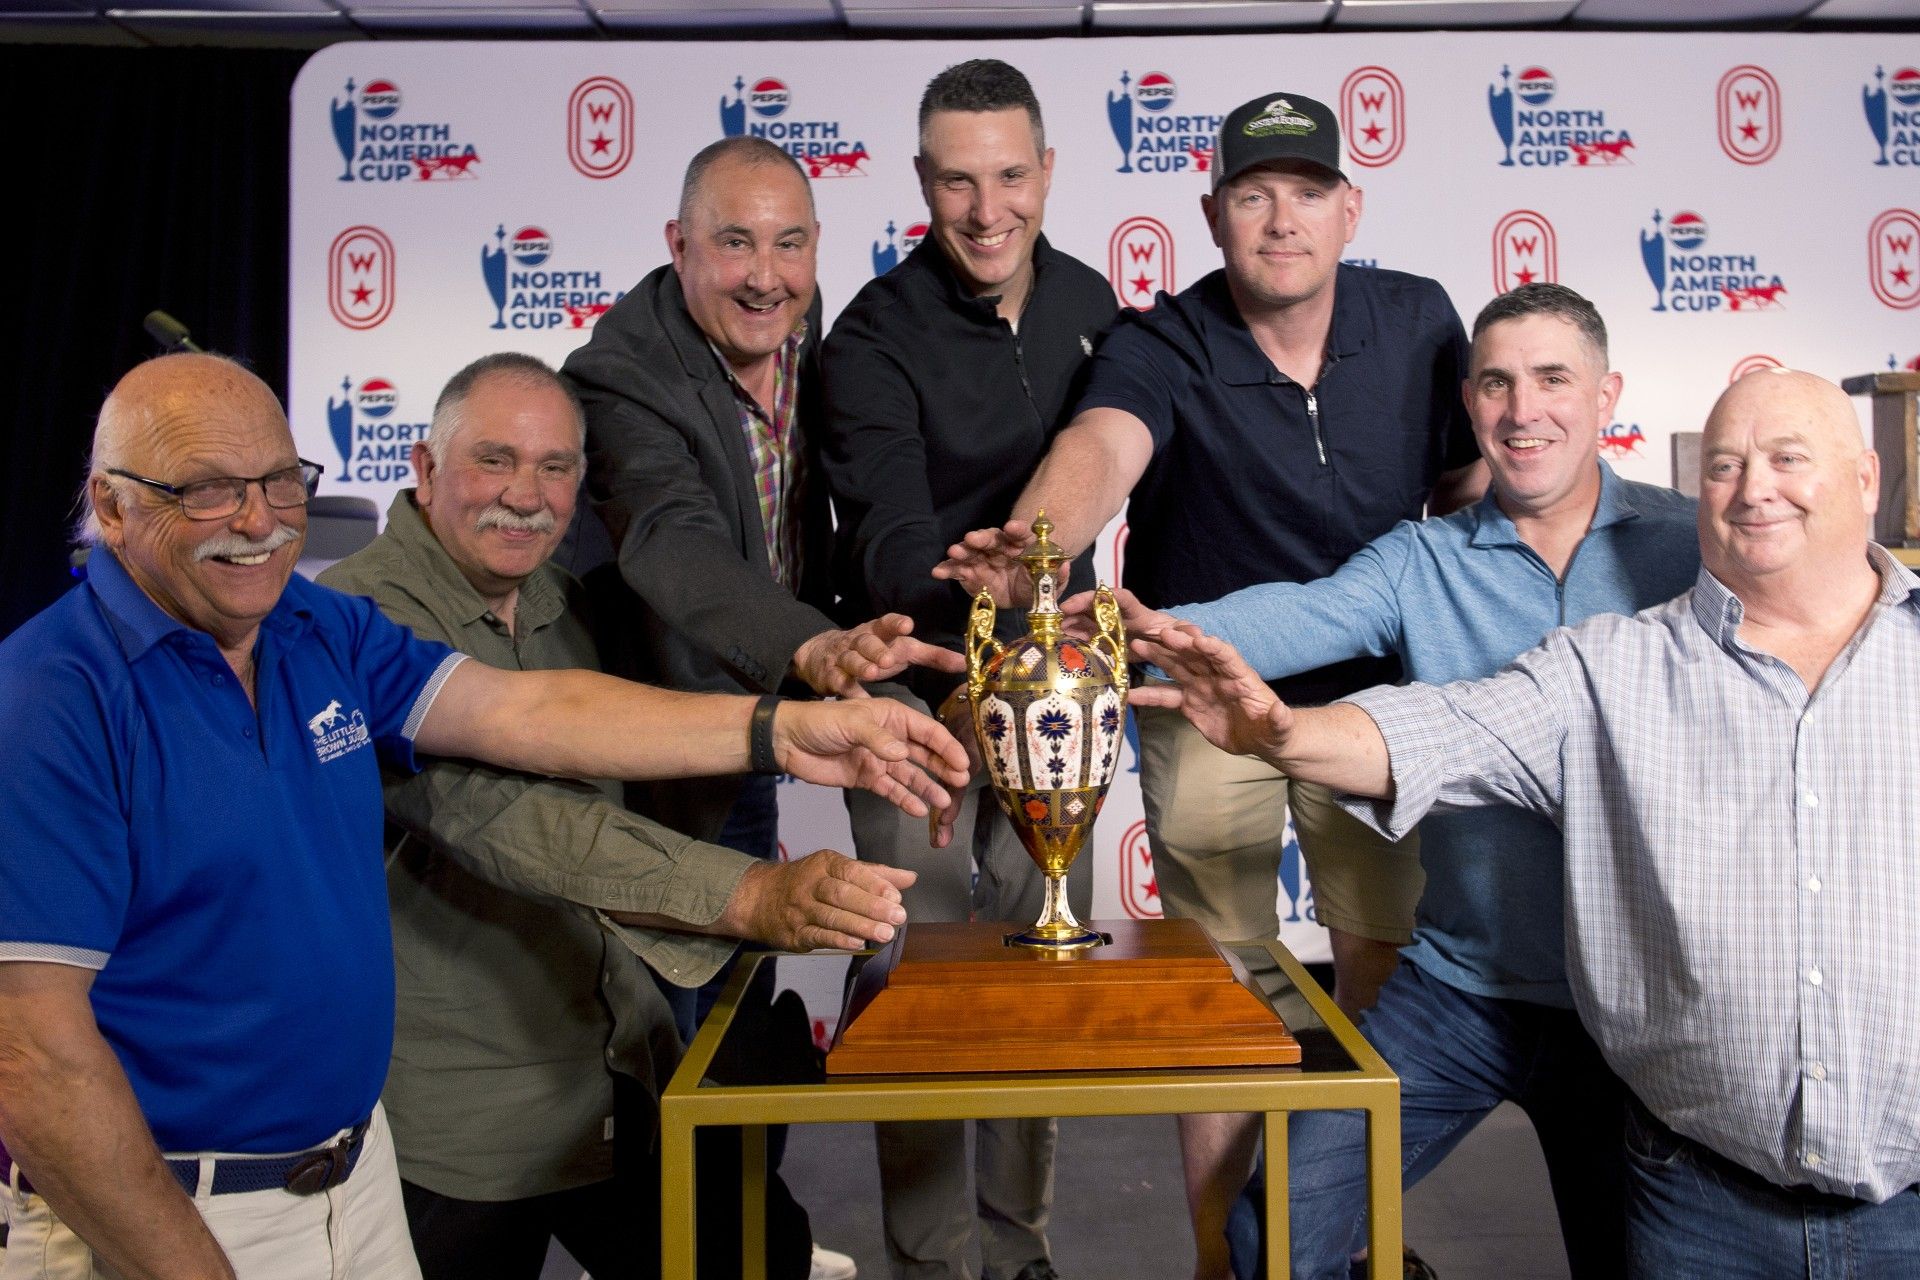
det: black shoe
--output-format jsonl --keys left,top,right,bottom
{"left": 1348, "top": 1247, "right": 1437, "bottom": 1280}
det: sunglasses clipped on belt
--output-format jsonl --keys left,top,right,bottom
{"left": 3, "top": 1118, "right": 369, "bottom": 1199}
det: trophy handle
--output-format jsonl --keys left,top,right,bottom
{"left": 966, "top": 590, "right": 1005, "bottom": 703}
{"left": 1090, "top": 584, "right": 1130, "bottom": 697}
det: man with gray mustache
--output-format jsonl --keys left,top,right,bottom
{"left": 319, "top": 354, "right": 905, "bottom": 1279}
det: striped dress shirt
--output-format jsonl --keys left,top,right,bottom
{"left": 1344, "top": 545, "right": 1920, "bottom": 1203}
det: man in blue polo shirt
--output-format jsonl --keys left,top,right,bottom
{"left": 1091, "top": 284, "right": 1699, "bottom": 1278}
{"left": 937, "top": 90, "right": 1484, "bottom": 1277}
{"left": 0, "top": 353, "right": 968, "bottom": 1280}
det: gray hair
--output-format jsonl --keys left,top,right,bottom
{"left": 1471, "top": 282, "right": 1609, "bottom": 368}
{"left": 426, "top": 352, "right": 584, "bottom": 471}
{"left": 677, "top": 136, "right": 814, "bottom": 226}
{"left": 918, "top": 59, "right": 1045, "bottom": 154}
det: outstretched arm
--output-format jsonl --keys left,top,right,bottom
{"left": 789, "top": 614, "right": 966, "bottom": 699}
{"left": 1126, "top": 623, "right": 1393, "bottom": 799}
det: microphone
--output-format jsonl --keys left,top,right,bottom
{"left": 143, "top": 310, "right": 204, "bottom": 354}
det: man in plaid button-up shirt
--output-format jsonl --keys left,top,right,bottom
{"left": 1136, "top": 369, "right": 1920, "bottom": 1277}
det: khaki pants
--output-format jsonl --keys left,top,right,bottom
{"left": 845, "top": 685, "right": 1092, "bottom": 1280}
{"left": 1134, "top": 700, "right": 1422, "bottom": 946}
{"left": 1, "top": 1104, "right": 420, "bottom": 1280}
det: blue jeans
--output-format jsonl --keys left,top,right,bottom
{"left": 1228, "top": 962, "right": 1627, "bottom": 1280}
{"left": 1624, "top": 1097, "right": 1920, "bottom": 1279}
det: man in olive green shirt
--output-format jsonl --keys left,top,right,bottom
{"left": 320, "top": 354, "right": 912, "bottom": 1280}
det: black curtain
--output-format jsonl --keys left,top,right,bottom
{"left": 3, "top": 45, "right": 309, "bottom": 638}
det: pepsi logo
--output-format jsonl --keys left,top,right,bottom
{"left": 902, "top": 222, "right": 928, "bottom": 254}
{"left": 1668, "top": 211, "right": 1709, "bottom": 249}
{"left": 510, "top": 226, "right": 553, "bottom": 267}
{"left": 749, "top": 77, "right": 790, "bottom": 119}
{"left": 1340, "top": 66, "right": 1405, "bottom": 168}
{"left": 354, "top": 378, "right": 398, "bottom": 418}
{"left": 359, "top": 80, "right": 401, "bottom": 120}
{"left": 1868, "top": 208, "right": 1920, "bottom": 310}
{"left": 1134, "top": 72, "right": 1177, "bottom": 112}
{"left": 568, "top": 77, "right": 634, "bottom": 180}
{"left": 1728, "top": 354, "right": 1784, "bottom": 383}
{"left": 1516, "top": 66, "right": 1556, "bottom": 105}
{"left": 1892, "top": 67, "right": 1920, "bottom": 107}
{"left": 1716, "top": 66, "right": 1781, "bottom": 166}
{"left": 1492, "top": 209, "right": 1558, "bottom": 292}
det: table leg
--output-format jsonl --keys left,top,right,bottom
{"left": 661, "top": 1117, "right": 696, "bottom": 1280}
{"left": 1365, "top": 1095, "right": 1402, "bottom": 1277}
{"left": 742, "top": 1125, "right": 767, "bottom": 1280}
{"left": 1263, "top": 1110, "right": 1290, "bottom": 1277}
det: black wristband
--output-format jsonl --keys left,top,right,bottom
{"left": 749, "top": 695, "right": 782, "bottom": 776}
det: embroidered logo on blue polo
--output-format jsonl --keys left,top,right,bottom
{"left": 307, "top": 698, "right": 371, "bottom": 764}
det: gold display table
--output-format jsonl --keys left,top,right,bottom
{"left": 658, "top": 940, "right": 1400, "bottom": 1278}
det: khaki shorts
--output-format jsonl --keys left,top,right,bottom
{"left": 1134, "top": 700, "right": 1422, "bottom": 945}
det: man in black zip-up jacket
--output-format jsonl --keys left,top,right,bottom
{"left": 818, "top": 61, "right": 1116, "bottom": 1280}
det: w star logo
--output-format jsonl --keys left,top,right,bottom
{"left": 1717, "top": 66, "right": 1781, "bottom": 165}
{"left": 1109, "top": 216, "right": 1175, "bottom": 309}
{"left": 1118, "top": 819, "right": 1160, "bottom": 919}
{"left": 328, "top": 226, "right": 394, "bottom": 330}
{"left": 568, "top": 77, "right": 633, "bottom": 179}
{"left": 1340, "top": 66, "right": 1405, "bottom": 168}
{"left": 1491, "top": 210, "right": 1558, "bottom": 292}
{"left": 1868, "top": 209, "right": 1920, "bottom": 309}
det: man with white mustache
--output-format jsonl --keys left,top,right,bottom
{"left": 321, "top": 354, "right": 914, "bottom": 1280}
{"left": 1076, "top": 284, "right": 1697, "bottom": 1278}
{"left": 0, "top": 352, "right": 969, "bottom": 1280}
{"left": 816, "top": 59, "right": 1115, "bottom": 1280}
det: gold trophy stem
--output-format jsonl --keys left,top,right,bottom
{"left": 1006, "top": 869, "right": 1105, "bottom": 951}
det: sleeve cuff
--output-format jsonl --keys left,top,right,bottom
{"left": 0, "top": 942, "right": 109, "bottom": 969}
{"left": 1334, "top": 686, "right": 1450, "bottom": 840}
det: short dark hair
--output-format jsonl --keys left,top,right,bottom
{"left": 918, "top": 59, "right": 1044, "bottom": 152}
{"left": 428, "top": 352, "right": 582, "bottom": 468}
{"left": 1471, "top": 283, "right": 1609, "bottom": 367}
{"left": 678, "top": 136, "right": 813, "bottom": 225}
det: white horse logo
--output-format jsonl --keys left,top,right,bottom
{"left": 307, "top": 699, "right": 345, "bottom": 737}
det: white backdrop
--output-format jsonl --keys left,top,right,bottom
{"left": 291, "top": 34, "right": 1920, "bottom": 965}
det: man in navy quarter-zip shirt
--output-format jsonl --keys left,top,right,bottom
{"left": 818, "top": 59, "right": 1116, "bottom": 1280}
{"left": 936, "top": 90, "right": 1485, "bottom": 1280}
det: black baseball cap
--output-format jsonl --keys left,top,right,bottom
{"left": 1212, "top": 92, "right": 1346, "bottom": 189}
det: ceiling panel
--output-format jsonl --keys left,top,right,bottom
{"left": 593, "top": 0, "right": 828, "bottom": 10}
{"left": 842, "top": 7, "right": 1083, "bottom": 26}
{"left": 110, "top": 7, "right": 358, "bottom": 37}
{"left": 1807, "top": 0, "right": 1920, "bottom": 16}
{"left": 1091, "top": 0, "right": 1332, "bottom": 28}
{"left": 1572, "top": 0, "right": 1819, "bottom": 21}
{"left": 347, "top": 3, "right": 592, "bottom": 21}
{"left": 1331, "top": 0, "right": 1577, "bottom": 24}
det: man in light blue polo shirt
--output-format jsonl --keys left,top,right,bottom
{"left": 1080, "top": 284, "right": 1699, "bottom": 1279}
{"left": 0, "top": 353, "right": 968, "bottom": 1280}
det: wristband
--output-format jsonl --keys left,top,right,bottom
{"left": 749, "top": 695, "right": 782, "bottom": 776}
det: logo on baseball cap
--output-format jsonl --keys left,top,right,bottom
{"left": 1213, "top": 91, "right": 1345, "bottom": 189}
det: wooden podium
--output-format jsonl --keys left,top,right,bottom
{"left": 1843, "top": 370, "right": 1920, "bottom": 546}
{"left": 825, "top": 918, "right": 1300, "bottom": 1075}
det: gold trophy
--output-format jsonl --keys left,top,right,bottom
{"left": 964, "top": 514, "right": 1128, "bottom": 951}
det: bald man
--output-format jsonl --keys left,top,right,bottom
{"left": 0, "top": 353, "right": 966, "bottom": 1280}
{"left": 1133, "top": 369, "right": 1920, "bottom": 1277}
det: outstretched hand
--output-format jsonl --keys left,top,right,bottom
{"left": 774, "top": 696, "right": 972, "bottom": 819}
{"left": 932, "top": 520, "right": 1068, "bottom": 608}
{"left": 1126, "top": 623, "right": 1295, "bottom": 763}
{"left": 1059, "top": 584, "right": 1171, "bottom": 642}
{"left": 791, "top": 615, "right": 966, "bottom": 698}
{"left": 724, "top": 851, "right": 917, "bottom": 952}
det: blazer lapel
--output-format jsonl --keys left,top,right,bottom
{"left": 658, "top": 273, "right": 770, "bottom": 566}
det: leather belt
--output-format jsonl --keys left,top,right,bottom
{"left": 3, "top": 1119, "right": 369, "bottom": 1199}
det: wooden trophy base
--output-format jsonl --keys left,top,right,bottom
{"left": 825, "top": 918, "right": 1299, "bottom": 1075}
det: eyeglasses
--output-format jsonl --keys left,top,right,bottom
{"left": 108, "top": 459, "right": 325, "bottom": 521}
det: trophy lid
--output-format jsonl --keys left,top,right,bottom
{"left": 1022, "top": 512, "right": 1068, "bottom": 634}
{"left": 1022, "top": 513, "right": 1068, "bottom": 578}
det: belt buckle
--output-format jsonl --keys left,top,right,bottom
{"left": 283, "top": 1141, "right": 348, "bottom": 1196}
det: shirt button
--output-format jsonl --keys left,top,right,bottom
{"left": 603, "top": 971, "right": 613, "bottom": 984}
{"left": 212, "top": 673, "right": 225, "bottom": 685}
{"left": 1807, "top": 875, "right": 1823, "bottom": 894}
{"left": 243, "top": 727, "right": 255, "bottom": 739}
{"left": 1808, "top": 967, "right": 1824, "bottom": 987}
{"left": 1804, "top": 793, "right": 1820, "bottom": 808}
{"left": 1808, "top": 1062, "right": 1828, "bottom": 1081}
{"left": 1806, "top": 1152, "right": 1824, "bottom": 1168}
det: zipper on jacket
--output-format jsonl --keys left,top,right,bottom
{"left": 1007, "top": 321, "right": 1043, "bottom": 428}
{"left": 1305, "top": 388, "right": 1328, "bottom": 465}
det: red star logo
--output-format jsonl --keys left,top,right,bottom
{"left": 1142, "top": 877, "right": 1157, "bottom": 900}
{"left": 350, "top": 283, "right": 375, "bottom": 306}
{"left": 589, "top": 132, "right": 612, "bottom": 156}
{"left": 1739, "top": 120, "right": 1761, "bottom": 143}
{"left": 1515, "top": 266, "right": 1537, "bottom": 284}
{"left": 1362, "top": 122, "right": 1385, "bottom": 145}
{"left": 1130, "top": 272, "right": 1155, "bottom": 297}
{"left": 1894, "top": 264, "right": 1915, "bottom": 287}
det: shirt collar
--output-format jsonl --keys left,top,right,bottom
{"left": 918, "top": 233, "right": 1053, "bottom": 321}
{"left": 1200, "top": 263, "right": 1365, "bottom": 388}
{"left": 1689, "top": 542, "right": 1920, "bottom": 646}
{"left": 1468, "top": 460, "right": 1637, "bottom": 549}
{"left": 707, "top": 321, "right": 809, "bottom": 408}
{"left": 382, "top": 489, "right": 567, "bottom": 634}
{"left": 85, "top": 543, "right": 313, "bottom": 664}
